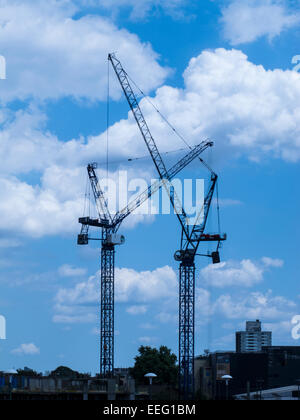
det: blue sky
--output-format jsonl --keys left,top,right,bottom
{"left": 0, "top": 0, "right": 300, "bottom": 374}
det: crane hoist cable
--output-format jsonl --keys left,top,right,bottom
{"left": 126, "top": 67, "right": 225, "bottom": 239}
{"left": 90, "top": 146, "right": 192, "bottom": 167}
{"left": 106, "top": 58, "right": 110, "bottom": 180}
{"left": 125, "top": 72, "right": 192, "bottom": 150}
{"left": 104, "top": 59, "right": 189, "bottom": 169}
{"left": 216, "top": 180, "right": 222, "bottom": 250}
{"left": 82, "top": 172, "right": 89, "bottom": 221}
{"left": 125, "top": 71, "right": 216, "bottom": 179}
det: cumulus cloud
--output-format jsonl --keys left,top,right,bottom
{"left": 201, "top": 258, "right": 283, "bottom": 288}
{"left": 0, "top": 103, "right": 152, "bottom": 177}
{"left": 11, "top": 343, "right": 40, "bottom": 355}
{"left": 0, "top": 157, "right": 156, "bottom": 238}
{"left": 2, "top": 47, "right": 300, "bottom": 239}
{"left": 214, "top": 290, "right": 296, "bottom": 320}
{"left": 261, "top": 256, "right": 284, "bottom": 268}
{"left": 221, "top": 0, "right": 300, "bottom": 45}
{"left": 0, "top": 174, "right": 84, "bottom": 238}
{"left": 86, "top": 48, "right": 300, "bottom": 165}
{"left": 0, "top": 0, "right": 168, "bottom": 103}
{"left": 53, "top": 265, "right": 177, "bottom": 323}
{"left": 115, "top": 266, "right": 177, "bottom": 302}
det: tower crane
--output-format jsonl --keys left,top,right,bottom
{"left": 78, "top": 142, "right": 214, "bottom": 377}
{"left": 109, "top": 53, "right": 227, "bottom": 399}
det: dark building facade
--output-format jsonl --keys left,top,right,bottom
{"left": 211, "top": 352, "right": 268, "bottom": 399}
{"left": 196, "top": 346, "right": 300, "bottom": 399}
{"left": 263, "top": 346, "right": 300, "bottom": 389}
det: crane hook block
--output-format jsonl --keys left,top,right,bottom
{"left": 77, "top": 234, "right": 88, "bottom": 245}
{"left": 212, "top": 251, "right": 220, "bottom": 264}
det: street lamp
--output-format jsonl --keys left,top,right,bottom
{"left": 221, "top": 375, "right": 232, "bottom": 400}
{"left": 144, "top": 373, "right": 157, "bottom": 400}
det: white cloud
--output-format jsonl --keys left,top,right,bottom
{"left": 0, "top": 158, "right": 155, "bottom": 237}
{"left": 115, "top": 265, "right": 177, "bottom": 302}
{"left": 0, "top": 0, "right": 168, "bottom": 103}
{"left": 0, "top": 174, "right": 84, "bottom": 238}
{"left": 11, "top": 343, "right": 40, "bottom": 355}
{"left": 221, "top": 0, "right": 300, "bottom": 45}
{"left": 53, "top": 265, "right": 177, "bottom": 323}
{"left": 58, "top": 264, "right": 87, "bottom": 277}
{"left": 0, "top": 0, "right": 169, "bottom": 239}
{"left": 126, "top": 305, "right": 148, "bottom": 315}
{"left": 201, "top": 257, "right": 284, "bottom": 289}
{"left": 132, "top": 47, "right": 300, "bottom": 162}
{"left": 201, "top": 259, "right": 265, "bottom": 288}
{"left": 214, "top": 290, "right": 296, "bottom": 320}
{"left": 73, "top": 48, "right": 300, "bottom": 168}
{"left": 2, "top": 47, "right": 300, "bottom": 239}
{"left": 261, "top": 256, "right": 284, "bottom": 268}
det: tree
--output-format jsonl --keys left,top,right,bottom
{"left": 130, "top": 346, "right": 178, "bottom": 386}
{"left": 17, "top": 367, "right": 42, "bottom": 377}
{"left": 50, "top": 366, "right": 81, "bottom": 378}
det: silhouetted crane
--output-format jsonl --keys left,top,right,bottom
{"left": 78, "top": 144, "right": 213, "bottom": 377}
{"left": 109, "top": 53, "right": 226, "bottom": 399}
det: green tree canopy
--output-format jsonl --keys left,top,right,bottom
{"left": 130, "top": 345, "right": 178, "bottom": 386}
{"left": 17, "top": 367, "right": 42, "bottom": 377}
{"left": 49, "top": 366, "right": 89, "bottom": 378}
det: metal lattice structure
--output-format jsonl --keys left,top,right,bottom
{"left": 179, "top": 261, "right": 195, "bottom": 399}
{"left": 109, "top": 53, "right": 227, "bottom": 400}
{"left": 78, "top": 143, "right": 211, "bottom": 378}
{"left": 100, "top": 239, "right": 115, "bottom": 376}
